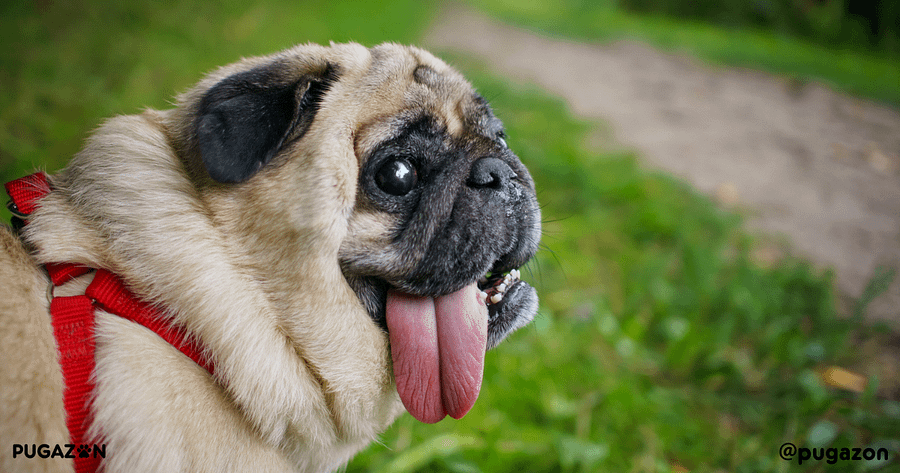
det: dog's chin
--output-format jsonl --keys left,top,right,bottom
{"left": 477, "top": 270, "right": 538, "bottom": 350}
{"left": 343, "top": 262, "right": 537, "bottom": 351}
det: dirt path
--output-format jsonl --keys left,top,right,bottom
{"left": 425, "top": 5, "right": 900, "bottom": 327}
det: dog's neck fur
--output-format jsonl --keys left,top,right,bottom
{"left": 22, "top": 109, "right": 402, "bottom": 469}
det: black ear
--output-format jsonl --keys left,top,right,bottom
{"left": 195, "top": 63, "right": 335, "bottom": 183}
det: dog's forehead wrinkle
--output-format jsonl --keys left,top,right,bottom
{"left": 460, "top": 94, "right": 502, "bottom": 135}
{"left": 362, "top": 44, "right": 418, "bottom": 87}
{"left": 344, "top": 47, "right": 478, "bottom": 153}
{"left": 412, "top": 65, "right": 438, "bottom": 86}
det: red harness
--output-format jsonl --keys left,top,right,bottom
{"left": 6, "top": 172, "right": 214, "bottom": 473}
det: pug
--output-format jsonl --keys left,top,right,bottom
{"left": 0, "top": 42, "right": 540, "bottom": 472}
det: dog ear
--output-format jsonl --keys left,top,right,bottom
{"left": 195, "top": 63, "right": 336, "bottom": 183}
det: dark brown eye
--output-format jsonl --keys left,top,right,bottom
{"left": 375, "top": 158, "right": 417, "bottom": 196}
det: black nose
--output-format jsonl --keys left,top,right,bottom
{"left": 468, "top": 157, "right": 516, "bottom": 189}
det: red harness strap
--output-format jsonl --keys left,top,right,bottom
{"left": 6, "top": 172, "right": 214, "bottom": 473}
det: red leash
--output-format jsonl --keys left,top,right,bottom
{"left": 6, "top": 172, "right": 214, "bottom": 473}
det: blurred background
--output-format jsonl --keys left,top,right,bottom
{"left": 2, "top": 1, "right": 899, "bottom": 471}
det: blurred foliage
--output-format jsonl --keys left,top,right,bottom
{"left": 617, "top": 0, "right": 900, "bottom": 57}
{"left": 468, "top": 0, "right": 900, "bottom": 107}
{"left": 1, "top": 1, "right": 898, "bottom": 471}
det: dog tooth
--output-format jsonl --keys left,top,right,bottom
{"left": 511, "top": 269, "right": 520, "bottom": 279}
{"left": 490, "top": 293, "right": 503, "bottom": 304}
{"left": 497, "top": 283, "right": 507, "bottom": 293}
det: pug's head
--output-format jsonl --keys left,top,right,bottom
{"left": 175, "top": 43, "right": 540, "bottom": 424}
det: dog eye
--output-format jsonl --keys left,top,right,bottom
{"left": 375, "top": 158, "right": 417, "bottom": 196}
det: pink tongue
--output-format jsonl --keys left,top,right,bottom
{"left": 386, "top": 283, "right": 488, "bottom": 423}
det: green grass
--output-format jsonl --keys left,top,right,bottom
{"left": 466, "top": 0, "right": 900, "bottom": 108}
{"left": 2, "top": 1, "right": 898, "bottom": 472}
